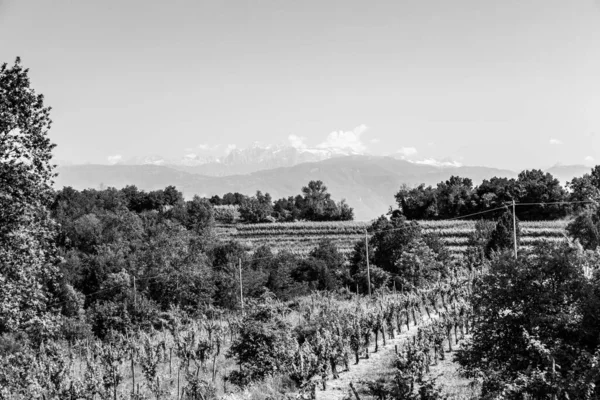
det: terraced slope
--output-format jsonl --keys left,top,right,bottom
{"left": 216, "top": 220, "right": 570, "bottom": 256}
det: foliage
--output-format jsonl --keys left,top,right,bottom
{"left": 369, "top": 214, "right": 422, "bottom": 274}
{"left": 395, "top": 183, "right": 439, "bottom": 220}
{"left": 228, "top": 301, "right": 297, "bottom": 384}
{"left": 354, "top": 265, "right": 390, "bottom": 294}
{"left": 485, "top": 208, "right": 521, "bottom": 257}
{"left": 396, "top": 239, "right": 446, "bottom": 290}
{"left": 0, "top": 57, "right": 60, "bottom": 340}
{"left": 213, "top": 204, "right": 240, "bottom": 223}
{"left": 567, "top": 205, "right": 600, "bottom": 250}
{"left": 395, "top": 169, "right": 574, "bottom": 220}
{"left": 239, "top": 191, "right": 274, "bottom": 223}
{"left": 567, "top": 167, "right": 600, "bottom": 213}
{"left": 457, "top": 242, "right": 600, "bottom": 398}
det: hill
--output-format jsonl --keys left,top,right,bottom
{"left": 56, "top": 156, "right": 515, "bottom": 220}
{"left": 216, "top": 219, "right": 569, "bottom": 257}
{"left": 544, "top": 164, "right": 592, "bottom": 186}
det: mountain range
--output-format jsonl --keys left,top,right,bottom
{"left": 113, "top": 144, "right": 365, "bottom": 176}
{"left": 53, "top": 153, "right": 593, "bottom": 220}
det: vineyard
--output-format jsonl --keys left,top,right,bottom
{"left": 216, "top": 220, "right": 570, "bottom": 257}
{"left": 2, "top": 272, "right": 474, "bottom": 399}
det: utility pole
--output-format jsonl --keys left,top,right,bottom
{"left": 239, "top": 258, "right": 244, "bottom": 314}
{"left": 512, "top": 199, "right": 518, "bottom": 259}
{"left": 132, "top": 276, "right": 136, "bottom": 307}
{"left": 365, "top": 229, "right": 371, "bottom": 296}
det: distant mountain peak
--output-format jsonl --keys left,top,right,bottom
{"left": 116, "top": 143, "right": 363, "bottom": 176}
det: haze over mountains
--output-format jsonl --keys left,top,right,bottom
{"left": 54, "top": 145, "right": 593, "bottom": 220}
{"left": 99, "top": 142, "right": 466, "bottom": 177}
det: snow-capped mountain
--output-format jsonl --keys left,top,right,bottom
{"left": 122, "top": 154, "right": 170, "bottom": 166}
{"left": 118, "top": 144, "right": 362, "bottom": 176}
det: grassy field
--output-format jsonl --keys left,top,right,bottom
{"left": 216, "top": 219, "right": 570, "bottom": 257}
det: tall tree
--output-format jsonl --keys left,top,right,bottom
{"left": 0, "top": 58, "right": 60, "bottom": 338}
{"left": 435, "top": 176, "right": 475, "bottom": 218}
{"left": 514, "top": 169, "right": 568, "bottom": 220}
{"left": 301, "top": 180, "right": 333, "bottom": 220}
{"left": 485, "top": 208, "right": 521, "bottom": 257}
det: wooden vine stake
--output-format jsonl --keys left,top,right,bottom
{"left": 365, "top": 230, "right": 371, "bottom": 297}
{"left": 131, "top": 350, "right": 135, "bottom": 398}
{"left": 239, "top": 258, "right": 244, "bottom": 314}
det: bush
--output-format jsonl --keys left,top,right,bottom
{"left": 485, "top": 209, "right": 520, "bottom": 257}
{"left": 567, "top": 206, "right": 600, "bottom": 250}
{"left": 213, "top": 205, "right": 240, "bottom": 224}
{"left": 227, "top": 301, "right": 297, "bottom": 385}
{"left": 354, "top": 265, "right": 390, "bottom": 294}
{"left": 457, "top": 242, "right": 600, "bottom": 398}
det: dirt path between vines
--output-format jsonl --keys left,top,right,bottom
{"left": 316, "top": 316, "right": 437, "bottom": 400}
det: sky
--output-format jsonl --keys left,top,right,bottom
{"left": 1, "top": 0, "right": 599, "bottom": 170}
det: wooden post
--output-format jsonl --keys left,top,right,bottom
{"left": 156, "top": 376, "right": 160, "bottom": 400}
{"left": 512, "top": 200, "right": 518, "bottom": 259}
{"left": 177, "top": 367, "right": 180, "bottom": 400}
{"left": 239, "top": 258, "right": 244, "bottom": 314}
{"left": 349, "top": 382, "right": 362, "bottom": 400}
{"left": 365, "top": 230, "right": 371, "bottom": 297}
{"left": 131, "top": 351, "right": 135, "bottom": 397}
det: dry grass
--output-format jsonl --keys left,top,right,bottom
{"left": 428, "top": 339, "right": 480, "bottom": 400}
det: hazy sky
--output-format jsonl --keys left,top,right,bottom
{"left": 1, "top": 0, "right": 599, "bottom": 170}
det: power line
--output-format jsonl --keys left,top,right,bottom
{"left": 503, "top": 200, "right": 596, "bottom": 206}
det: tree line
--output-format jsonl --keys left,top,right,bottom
{"left": 396, "top": 168, "right": 600, "bottom": 220}
{"left": 208, "top": 180, "right": 354, "bottom": 223}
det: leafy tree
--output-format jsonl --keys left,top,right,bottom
{"left": 486, "top": 208, "right": 520, "bottom": 257}
{"left": 309, "top": 239, "right": 345, "bottom": 272}
{"left": 349, "top": 238, "right": 376, "bottom": 277}
{"left": 273, "top": 195, "right": 301, "bottom": 221}
{"left": 395, "top": 184, "right": 438, "bottom": 219}
{"left": 265, "top": 251, "right": 306, "bottom": 300}
{"left": 567, "top": 205, "right": 600, "bottom": 250}
{"left": 337, "top": 198, "right": 354, "bottom": 221}
{"left": 475, "top": 177, "right": 518, "bottom": 212}
{"left": 301, "top": 180, "right": 330, "bottom": 218}
{"left": 0, "top": 58, "right": 60, "bottom": 339}
{"left": 567, "top": 167, "right": 600, "bottom": 213}
{"left": 208, "top": 194, "right": 222, "bottom": 205}
{"left": 136, "top": 219, "right": 215, "bottom": 311}
{"left": 369, "top": 215, "right": 422, "bottom": 274}
{"left": 213, "top": 204, "right": 239, "bottom": 223}
{"left": 292, "top": 258, "right": 339, "bottom": 291}
{"left": 464, "top": 219, "right": 496, "bottom": 266}
{"left": 209, "top": 241, "right": 248, "bottom": 309}
{"left": 457, "top": 242, "right": 600, "bottom": 398}
{"left": 514, "top": 169, "right": 568, "bottom": 220}
{"left": 435, "top": 176, "right": 475, "bottom": 218}
{"left": 396, "top": 239, "right": 444, "bottom": 290}
{"left": 184, "top": 195, "right": 215, "bottom": 233}
{"left": 354, "top": 265, "right": 390, "bottom": 294}
{"left": 422, "top": 232, "right": 451, "bottom": 264}
{"left": 221, "top": 192, "right": 248, "bottom": 206}
{"left": 300, "top": 180, "right": 351, "bottom": 221}
{"left": 228, "top": 301, "right": 297, "bottom": 384}
{"left": 238, "top": 191, "right": 274, "bottom": 223}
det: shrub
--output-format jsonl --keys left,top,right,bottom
{"left": 213, "top": 205, "right": 240, "bottom": 224}
{"left": 567, "top": 206, "right": 600, "bottom": 250}
{"left": 227, "top": 301, "right": 297, "bottom": 385}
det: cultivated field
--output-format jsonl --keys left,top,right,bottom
{"left": 216, "top": 220, "right": 570, "bottom": 257}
